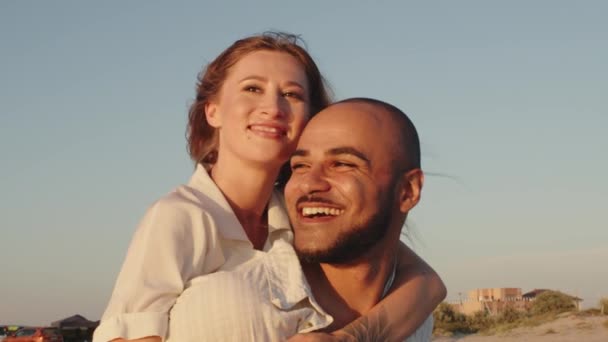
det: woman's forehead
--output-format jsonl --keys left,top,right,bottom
{"left": 226, "top": 50, "right": 308, "bottom": 87}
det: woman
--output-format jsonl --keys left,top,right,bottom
{"left": 93, "top": 32, "right": 445, "bottom": 342}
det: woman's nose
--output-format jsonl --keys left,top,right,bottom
{"left": 260, "top": 91, "right": 287, "bottom": 118}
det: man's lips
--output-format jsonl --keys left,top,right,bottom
{"left": 300, "top": 206, "right": 344, "bottom": 217}
{"left": 296, "top": 197, "right": 344, "bottom": 218}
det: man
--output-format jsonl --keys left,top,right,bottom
{"left": 285, "top": 98, "right": 434, "bottom": 341}
{"left": 155, "top": 98, "right": 441, "bottom": 342}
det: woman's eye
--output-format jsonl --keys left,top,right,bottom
{"left": 283, "top": 91, "right": 303, "bottom": 99}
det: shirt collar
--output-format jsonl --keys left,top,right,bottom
{"left": 264, "top": 239, "right": 333, "bottom": 329}
{"left": 187, "top": 164, "right": 292, "bottom": 243}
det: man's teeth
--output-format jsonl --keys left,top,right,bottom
{"left": 302, "top": 207, "right": 344, "bottom": 217}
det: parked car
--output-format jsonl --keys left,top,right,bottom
{"left": 3, "top": 327, "right": 63, "bottom": 342}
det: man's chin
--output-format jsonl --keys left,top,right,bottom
{"left": 295, "top": 244, "right": 358, "bottom": 265}
{"left": 297, "top": 250, "right": 332, "bottom": 264}
{"left": 295, "top": 243, "right": 332, "bottom": 264}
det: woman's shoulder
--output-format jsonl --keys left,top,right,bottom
{"left": 150, "top": 180, "right": 223, "bottom": 216}
{"left": 138, "top": 181, "right": 242, "bottom": 240}
{"left": 132, "top": 184, "right": 216, "bottom": 236}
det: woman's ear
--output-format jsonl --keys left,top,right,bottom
{"left": 205, "top": 101, "right": 221, "bottom": 128}
{"left": 399, "top": 169, "right": 424, "bottom": 213}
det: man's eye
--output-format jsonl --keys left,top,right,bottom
{"left": 333, "top": 161, "right": 355, "bottom": 168}
{"left": 244, "top": 86, "right": 261, "bottom": 93}
{"left": 290, "top": 163, "right": 306, "bottom": 171}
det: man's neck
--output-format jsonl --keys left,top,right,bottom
{"left": 303, "top": 246, "right": 397, "bottom": 330}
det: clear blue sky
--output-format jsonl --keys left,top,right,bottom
{"left": 1, "top": 1, "right": 606, "bottom": 325}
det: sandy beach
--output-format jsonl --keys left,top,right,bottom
{"left": 432, "top": 314, "right": 608, "bottom": 342}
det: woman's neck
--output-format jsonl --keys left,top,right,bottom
{"left": 210, "top": 156, "right": 281, "bottom": 249}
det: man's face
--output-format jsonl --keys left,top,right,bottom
{"left": 284, "top": 102, "right": 401, "bottom": 263}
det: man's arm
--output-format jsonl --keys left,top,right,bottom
{"left": 288, "top": 242, "right": 445, "bottom": 342}
{"left": 335, "top": 242, "right": 445, "bottom": 341}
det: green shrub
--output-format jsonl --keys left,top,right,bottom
{"left": 433, "top": 302, "right": 460, "bottom": 323}
{"left": 466, "top": 310, "right": 493, "bottom": 332}
{"left": 433, "top": 302, "right": 473, "bottom": 334}
{"left": 529, "top": 291, "right": 576, "bottom": 316}
{"left": 576, "top": 308, "right": 601, "bottom": 317}
{"left": 432, "top": 294, "right": 581, "bottom": 337}
{"left": 496, "top": 305, "right": 523, "bottom": 324}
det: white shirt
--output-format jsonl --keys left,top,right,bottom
{"left": 167, "top": 238, "right": 333, "bottom": 342}
{"left": 94, "top": 164, "right": 433, "bottom": 341}
{"left": 166, "top": 236, "right": 433, "bottom": 342}
{"left": 94, "top": 165, "right": 295, "bottom": 341}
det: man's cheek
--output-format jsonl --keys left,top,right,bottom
{"left": 334, "top": 176, "right": 362, "bottom": 198}
{"left": 283, "top": 179, "right": 298, "bottom": 206}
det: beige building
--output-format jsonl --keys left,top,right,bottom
{"left": 452, "top": 288, "right": 528, "bottom": 315}
{"left": 468, "top": 288, "right": 522, "bottom": 302}
{"left": 451, "top": 288, "right": 582, "bottom": 316}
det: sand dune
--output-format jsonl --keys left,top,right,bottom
{"left": 432, "top": 314, "right": 608, "bottom": 342}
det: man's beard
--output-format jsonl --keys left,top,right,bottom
{"left": 296, "top": 190, "right": 395, "bottom": 265}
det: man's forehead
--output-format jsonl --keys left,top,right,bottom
{"left": 308, "top": 103, "right": 379, "bottom": 132}
{"left": 316, "top": 102, "right": 382, "bottom": 122}
{"left": 296, "top": 103, "right": 392, "bottom": 159}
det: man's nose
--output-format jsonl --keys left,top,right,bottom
{"left": 299, "top": 165, "right": 330, "bottom": 195}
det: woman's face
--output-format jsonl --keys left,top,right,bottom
{"left": 206, "top": 50, "right": 311, "bottom": 169}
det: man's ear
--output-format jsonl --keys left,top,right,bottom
{"left": 399, "top": 168, "right": 424, "bottom": 213}
{"left": 205, "top": 101, "right": 221, "bottom": 128}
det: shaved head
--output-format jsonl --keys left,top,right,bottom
{"left": 285, "top": 98, "right": 424, "bottom": 264}
{"left": 333, "top": 97, "right": 421, "bottom": 172}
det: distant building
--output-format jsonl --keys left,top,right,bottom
{"left": 469, "top": 288, "right": 522, "bottom": 302}
{"left": 50, "top": 314, "right": 99, "bottom": 342}
{"left": 451, "top": 287, "right": 527, "bottom": 315}
{"left": 450, "top": 287, "right": 582, "bottom": 315}
{"left": 522, "top": 289, "right": 582, "bottom": 310}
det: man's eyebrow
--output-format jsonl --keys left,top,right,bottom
{"left": 327, "top": 147, "right": 370, "bottom": 164}
{"left": 291, "top": 149, "right": 309, "bottom": 158}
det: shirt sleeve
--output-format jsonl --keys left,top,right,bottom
{"left": 94, "top": 195, "right": 211, "bottom": 342}
{"left": 404, "top": 315, "right": 433, "bottom": 342}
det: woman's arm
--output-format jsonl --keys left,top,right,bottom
{"left": 331, "top": 242, "right": 446, "bottom": 341}
{"left": 94, "top": 199, "right": 209, "bottom": 342}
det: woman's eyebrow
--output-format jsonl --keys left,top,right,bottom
{"left": 238, "top": 75, "right": 267, "bottom": 83}
{"left": 238, "top": 75, "right": 305, "bottom": 89}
